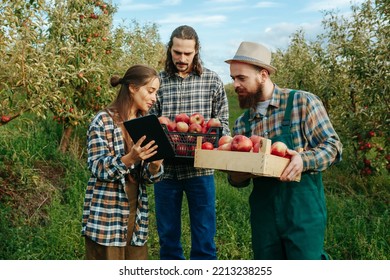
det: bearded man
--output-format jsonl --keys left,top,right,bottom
{"left": 225, "top": 41, "right": 342, "bottom": 260}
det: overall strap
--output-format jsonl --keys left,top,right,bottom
{"left": 281, "top": 90, "right": 296, "bottom": 135}
{"left": 242, "top": 109, "right": 252, "bottom": 137}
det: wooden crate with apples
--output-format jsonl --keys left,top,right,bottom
{"left": 194, "top": 136, "right": 301, "bottom": 181}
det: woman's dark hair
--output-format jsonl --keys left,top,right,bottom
{"left": 106, "top": 64, "right": 158, "bottom": 153}
{"left": 107, "top": 64, "right": 158, "bottom": 122}
{"left": 165, "top": 25, "right": 203, "bottom": 76}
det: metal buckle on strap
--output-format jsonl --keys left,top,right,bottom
{"left": 282, "top": 120, "right": 290, "bottom": 126}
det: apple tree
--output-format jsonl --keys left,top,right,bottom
{"left": 318, "top": 0, "right": 389, "bottom": 177}
{"left": 1, "top": 0, "right": 165, "bottom": 152}
{"left": 45, "top": 0, "right": 165, "bottom": 152}
{"left": 272, "top": 0, "right": 389, "bottom": 180}
{"left": 0, "top": 0, "right": 53, "bottom": 126}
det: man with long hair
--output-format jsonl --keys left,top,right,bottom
{"left": 151, "top": 25, "right": 230, "bottom": 260}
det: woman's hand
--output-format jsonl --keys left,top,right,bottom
{"left": 121, "top": 135, "right": 158, "bottom": 167}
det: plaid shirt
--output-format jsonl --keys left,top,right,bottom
{"left": 233, "top": 85, "right": 342, "bottom": 172}
{"left": 81, "top": 111, "right": 164, "bottom": 247}
{"left": 150, "top": 68, "right": 230, "bottom": 180}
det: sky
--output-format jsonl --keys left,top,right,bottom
{"left": 111, "top": 0, "right": 364, "bottom": 84}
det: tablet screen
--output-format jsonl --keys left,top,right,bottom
{"left": 123, "top": 115, "right": 175, "bottom": 162}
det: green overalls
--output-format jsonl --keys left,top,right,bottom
{"left": 244, "top": 90, "right": 328, "bottom": 260}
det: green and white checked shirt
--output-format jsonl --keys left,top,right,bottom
{"left": 150, "top": 68, "right": 230, "bottom": 180}
{"left": 81, "top": 111, "right": 163, "bottom": 247}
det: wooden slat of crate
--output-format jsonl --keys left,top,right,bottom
{"left": 194, "top": 136, "right": 300, "bottom": 181}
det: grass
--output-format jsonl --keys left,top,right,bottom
{"left": 0, "top": 111, "right": 389, "bottom": 260}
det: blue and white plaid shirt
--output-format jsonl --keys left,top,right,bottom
{"left": 81, "top": 111, "right": 163, "bottom": 247}
{"left": 150, "top": 68, "right": 230, "bottom": 180}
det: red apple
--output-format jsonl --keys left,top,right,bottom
{"left": 231, "top": 135, "right": 253, "bottom": 152}
{"left": 189, "top": 113, "right": 204, "bottom": 125}
{"left": 1, "top": 115, "right": 11, "bottom": 123}
{"left": 186, "top": 135, "right": 196, "bottom": 143}
{"left": 176, "top": 121, "right": 189, "bottom": 132}
{"left": 218, "top": 135, "right": 233, "bottom": 147}
{"left": 271, "top": 141, "right": 288, "bottom": 157}
{"left": 176, "top": 144, "right": 188, "bottom": 156}
{"left": 188, "top": 145, "right": 196, "bottom": 156}
{"left": 169, "top": 134, "right": 180, "bottom": 143}
{"left": 250, "top": 135, "right": 265, "bottom": 152}
{"left": 158, "top": 116, "right": 170, "bottom": 126}
{"left": 253, "top": 142, "right": 261, "bottom": 153}
{"left": 249, "top": 135, "right": 264, "bottom": 145}
{"left": 175, "top": 113, "right": 190, "bottom": 124}
{"left": 202, "top": 142, "right": 214, "bottom": 150}
{"left": 189, "top": 123, "right": 202, "bottom": 133}
{"left": 206, "top": 118, "right": 222, "bottom": 129}
{"left": 167, "top": 121, "right": 177, "bottom": 132}
{"left": 217, "top": 143, "right": 231, "bottom": 151}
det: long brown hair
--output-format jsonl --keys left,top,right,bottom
{"left": 106, "top": 64, "right": 158, "bottom": 151}
{"left": 165, "top": 25, "right": 203, "bottom": 76}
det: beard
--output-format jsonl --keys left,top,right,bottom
{"left": 237, "top": 81, "right": 263, "bottom": 109}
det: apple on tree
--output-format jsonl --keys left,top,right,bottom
{"left": 1, "top": 115, "right": 11, "bottom": 123}
{"left": 231, "top": 135, "right": 253, "bottom": 152}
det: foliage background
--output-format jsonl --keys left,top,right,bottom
{"left": 0, "top": 0, "right": 389, "bottom": 260}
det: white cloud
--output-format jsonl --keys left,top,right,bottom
{"left": 157, "top": 14, "right": 227, "bottom": 26}
{"left": 255, "top": 1, "right": 281, "bottom": 8}
{"left": 116, "top": 1, "right": 157, "bottom": 11}
{"left": 116, "top": 0, "right": 181, "bottom": 11}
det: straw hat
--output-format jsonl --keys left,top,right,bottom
{"left": 225, "top": 41, "right": 277, "bottom": 74}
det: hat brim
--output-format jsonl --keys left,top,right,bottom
{"left": 225, "top": 58, "right": 277, "bottom": 74}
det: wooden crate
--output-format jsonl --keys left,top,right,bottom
{"left": 193, "top": 136, "right": 300, "bottom": 181}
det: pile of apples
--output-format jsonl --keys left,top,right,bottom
{"left": 158, "top": 113, "right": 222, "bottom": 157}
{"left": 202, "top": 134, "right": 291, "bottom": 159}
{"left": 158, "top": 113, "right": 221, "bottom": 133}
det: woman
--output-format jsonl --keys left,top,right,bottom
{"left": 81, "top": 64, "right": 164, "bottom": 260}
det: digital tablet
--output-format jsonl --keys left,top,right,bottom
{"left": 123, "top": 114, "right": 175, "bottom": 162}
